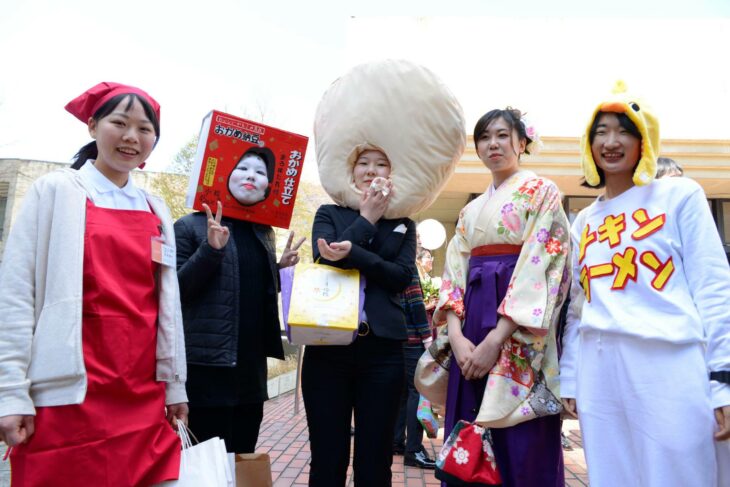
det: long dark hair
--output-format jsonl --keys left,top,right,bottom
{"left": 581, "top": 111, "right": 642, "bottom": 188}
{"left": 71, "top": 94, "right": 160, "bottom": 169}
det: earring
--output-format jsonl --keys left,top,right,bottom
{"left": 138, "top": 162, "right": 146, "bottom": 170}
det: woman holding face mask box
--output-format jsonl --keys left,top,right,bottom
{"left": 175, "top": 144, "right": 303, "bottom": 455}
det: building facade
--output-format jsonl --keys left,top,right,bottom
{"left": 0, "top": 159, "right": 161, "bottom": 260}
{"left": 412, "top": 136, "right": 730, "bottom": 274}
{"left": 2, "top": 140, "right": 729, "bottom": 268}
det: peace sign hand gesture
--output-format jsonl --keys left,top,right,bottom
{"left": 278, "top": 231, "right": 306, "bottom": 269}
{"left": 202, "top": 201, "right": 230, "bottom": 250}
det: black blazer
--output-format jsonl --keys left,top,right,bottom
{"left": 174, "top": 213, "right": 285, "bottom": 366}
{"left": 312, "top": 204, "right": 417, "bottom": 340}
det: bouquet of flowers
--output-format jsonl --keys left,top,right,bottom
{"left": 421, "top": 276, "right": 441, "bottom": 308}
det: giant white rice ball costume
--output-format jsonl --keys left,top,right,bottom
{"left": 314, "top": 59, "right": 466, "bottom": 219}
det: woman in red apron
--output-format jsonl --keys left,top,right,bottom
{"left": 0, "top": 82, "right": 188, "bottom": 486}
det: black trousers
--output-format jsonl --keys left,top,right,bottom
{"left": 393, "top": 343, "right": 426, "bottom": 454}
{"left": 187, "top": 402, "right": 264, "bottom": 453}
{"left": 302, "top": 333, "right": 404, "bottom": 487}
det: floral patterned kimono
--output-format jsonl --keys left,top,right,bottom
{"left": 437, "top": 170, "right": 570, "bottom": 486}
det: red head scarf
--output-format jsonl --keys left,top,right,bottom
{"left": 65, "top": 82, "right": 161, "bottom": 123}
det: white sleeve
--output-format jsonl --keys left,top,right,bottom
{"left": 559, "top": 211, "right": 588, "bottom": 399}
{"left": 677, "top": 184, "right": 730, "bottom": 409}
{"left": 0, "top": 182, "right": 41, "bottom": 417}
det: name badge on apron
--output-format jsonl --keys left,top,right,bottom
{"left": 151, "top": 237, "right": 176, "bottom": 267}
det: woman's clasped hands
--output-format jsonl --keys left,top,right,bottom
{"left": 451, "top": 333, "right": 503, "bottom": 381}
{"left": 448, "top": 313, "right": 517, "bottom": 381}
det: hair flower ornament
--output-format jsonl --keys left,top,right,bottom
{"left": 521, "top": 114, "right": 542, "bottom": 156}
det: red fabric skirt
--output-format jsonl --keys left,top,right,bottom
{"left": 11, "top": 201, "right": 180, "bottom": 486}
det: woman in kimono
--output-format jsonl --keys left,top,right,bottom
{"left": 438, "top": 107, "right": 570, "bottom": 486}
{"left": 0, "top": 82, "right": 187, "bottom": 486}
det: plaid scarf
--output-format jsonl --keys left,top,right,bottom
{"left": 400, "top": 271, "right": 432, "bottom": 344}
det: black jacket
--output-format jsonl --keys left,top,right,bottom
{"left": 312, "top": 204, "right": 416, "bottom": 340}
{"left": 174, "top": 213, "right": 285, "bottom": 366}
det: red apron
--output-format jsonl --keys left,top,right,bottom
{"left": 10, "top": 200, "right": 180, "bottom": 487}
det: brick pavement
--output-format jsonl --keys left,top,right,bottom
{"left": 0, "top": 391, "right": 589, "bottom": 486}
{"left": 257, "top": 391, "right": 589, "bottom": 487}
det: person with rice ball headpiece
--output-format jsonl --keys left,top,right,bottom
{"left": 302, "top": 59, "right": 465, "bottom": 486}
{"left": 436, "top": 105, "right": 571, "bottom": 486}
{"left": 560, "top": 81, "right": 730, "bottom": 487}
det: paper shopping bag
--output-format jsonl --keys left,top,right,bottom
{"left": 280, "top": 263, "right": 363, "bottom": 345}
{"left": 414, "top": 324, "right": 451, "bottom": 409}
{"left": 235, "top": 453, "right": 272, "bottom": 487}
{"left": 157, "top": 422, "right": 231, "bottom": 487}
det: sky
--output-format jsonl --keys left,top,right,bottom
{"left": 1, "top": 0, "right": 729, "bottom": 181}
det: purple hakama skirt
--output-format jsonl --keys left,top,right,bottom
{"left": 442, "top": 249, "right": 564, "bottom": 487}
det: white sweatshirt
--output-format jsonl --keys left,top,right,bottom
{"left": 561, "top": 176, "right": 730, "bottom": 408}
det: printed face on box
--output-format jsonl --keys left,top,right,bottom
{"left": 228, "top": 152, "right": 270, "bottom": 206}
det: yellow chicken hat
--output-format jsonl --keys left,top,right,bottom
{"left": 581, "top": 81, "right": 660, "bottom": 187}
